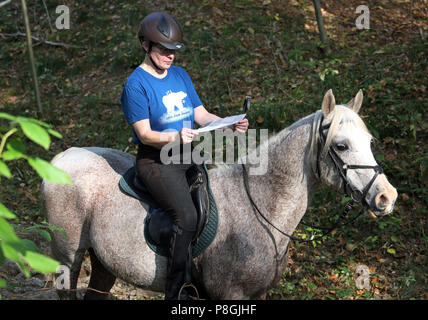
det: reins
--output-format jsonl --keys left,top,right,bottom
{"left": 242, "top": 164, "right": 362, "bottom": 243}
{"left": 242, "top": 113, "right": 383, "bottom": 243}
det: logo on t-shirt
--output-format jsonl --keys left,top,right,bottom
{"left": 160, "top": 90, "right": 193, "bottom": 124}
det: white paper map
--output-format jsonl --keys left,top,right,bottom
{"left": 196, "top": 113, "right": 246, "bottom": 133}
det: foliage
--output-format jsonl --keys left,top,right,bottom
{"left": 0, "top": 113, "right": 70, "bottom": 288}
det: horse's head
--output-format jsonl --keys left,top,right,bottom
{"left": 312, "top": 89, "right": 398, "bottom": 217}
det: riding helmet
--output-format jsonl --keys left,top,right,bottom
{"left": 138, "top": 12, "right": 185, "bottom": 50}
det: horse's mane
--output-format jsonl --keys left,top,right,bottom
{"left": 214, "top": 105, "right": 372, "bottom": 174}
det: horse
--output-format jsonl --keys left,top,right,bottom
{"left": 42, "top": 89, "right": 397, "bottom": 299}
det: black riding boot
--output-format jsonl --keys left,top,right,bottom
{"left": 165, "top": 225, "right": 196, "bottom": 300}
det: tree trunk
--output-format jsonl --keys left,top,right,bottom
{"left": 312, "top": 0, "right": 331, "bottom": 54}
{"left": 21, "top": 0, "right": 42, "bottom": 113}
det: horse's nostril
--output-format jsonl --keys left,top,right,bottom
{"left": 376, "top": 193, "right": 389, "bottom": 210}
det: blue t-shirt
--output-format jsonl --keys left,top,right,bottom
{"left": 121, "top": 66, "right": 202, "bottom": 144}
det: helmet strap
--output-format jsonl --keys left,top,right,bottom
{"left": 147, "top": 42, "right": 165, "bottom": 71}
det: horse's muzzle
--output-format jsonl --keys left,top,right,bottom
{"left": 367, "top": 186, "right": 398, "bottom": 218}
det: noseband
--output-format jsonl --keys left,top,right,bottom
{"left": 315, "top": 115, "right": 383, "bottom": 208}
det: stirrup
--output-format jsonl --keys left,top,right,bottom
{"left": 178, "top": 283, "right": 200, "bottom": 300}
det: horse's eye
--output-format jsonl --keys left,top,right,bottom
{"left": 336, "top": 143, "right": 348, "bottom": 151}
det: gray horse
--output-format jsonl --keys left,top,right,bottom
{"left": 42, "top": 89, "right": 397, "bottom": 299}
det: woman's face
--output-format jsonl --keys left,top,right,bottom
{"left": 144, "top": 42, "right": 175, "bottom": 70}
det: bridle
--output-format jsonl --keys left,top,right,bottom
{"left": 315, "top": 114, "right": 383, "bottom": 208}
{"left": 242, "top": 113, "right": 384, "bottom": 243}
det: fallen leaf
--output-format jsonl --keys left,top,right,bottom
{"left": 328, "top": 273, "right": 338, "bottom": 281}
{"left": 213, "top": 7, "right": 224, "bottom": 17}
{"left": 385, "top": 153, "right": 396, "bottom": 161}
{"left": 401, "top": 193, "right": 410, "bottom": 201}
{"left": 6, "top": 96, "right": 18, "bottom": 104}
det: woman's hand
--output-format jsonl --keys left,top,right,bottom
{"left": 179, "top": 128, "right": 199, "bottom": 144}
{"left": 233, "top": 118, "right": 249, "bottom": 133}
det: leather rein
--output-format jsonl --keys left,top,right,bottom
{"left": 242, "top": 114, "right": 384, "bottom": 243}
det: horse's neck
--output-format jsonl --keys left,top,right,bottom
{"left": 244, "top": 119, "right": 317, "bottom": 238}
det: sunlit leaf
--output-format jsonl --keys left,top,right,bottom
{"left": 0, "top": 160, "right": 12, "bottom": 178}
{"left": 19, "top": 120, "right": 50, "bottom": 150}
{"left": 27, "top": 157, "right": 71, "bottom": 184}
{"left": 0, "top": 217, "right": 20, "bottom": 243}
{"left": 23, "top": 251, "right": 60, "bottom": 274}
{"left": 48, "top": 129, "right": 63, "bottom": 139}
{"left": 0, "top": 203, "right": 17, "bottom": 219}
{"left": 0, "top": 112, "right": 16, "bottom": 121}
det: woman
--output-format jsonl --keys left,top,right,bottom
{"left": 120, "top": 12, "right": 248, "bottom": 300}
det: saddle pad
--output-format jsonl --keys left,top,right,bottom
{"left": 119, "top": 163, "right": 219, "bottom": 258}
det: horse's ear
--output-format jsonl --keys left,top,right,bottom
{"left": 322, "top": 89, "right": 336, "bottom": 116}
{"left": 346, "top": 89, "right": 363, "bottom": 113}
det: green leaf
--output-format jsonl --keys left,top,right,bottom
{"left": 7, "top": 138, "right": 26, "bottom": 154}
{"left": 387, "top": 248, "right": 396, "bottom": 255}
{"left": 0, "top": 217, "right": 20, "bottom": 243}
{"left": 391, "top": 235, "right": 399, "bottom": 243}
{"left": 19, "top": 120, "right": 50, "bottom": 150}
{"left": 27, "top": 157, "right": 71, "bottom": 184}
{"left": 376, "top": 154, "right": 385, "bottom": 162}
{"left": 21, "top": 117, "right": 51, "bottom": 128}
{"left": 0, "top": 160, "right": 12, "bottom": 178}
{"left": 340, "top": 197, "right": 352, "bottom": 204}
{"left": 0, "top": 241, "right": 30, "bottom": 277}
{"left": 23, "top": 251, "right": 60, "bottom": 274}
{"left": 37, "top": 229, "right": 52, "bottom": 242}
{"left": 48, "top": 224, "right": 67, "bottom": 238}
{"left": 0, "top": 278, "right": 6, "bottom": 288}
{"left": 48, "top": 128, "right": 63, "bottom": 139}
{"left": 0, "top": 241, "right": 21, "bottom": 262}
{"left": 2, "top": 149, "right": 23, "bottom": 161}
{"left": 0, "top": 203, "right": 17, "bottom": 219}
{"left": 20, "top": 239, "right": 42, "bottom": 254}
{"left": 0, "top": 112, "right": 16, "bottom": 121}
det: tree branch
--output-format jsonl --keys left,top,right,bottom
{"left": 0, "top": 31, "right": 79, "bottom": 48}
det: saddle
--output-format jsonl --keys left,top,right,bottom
{"left": 119, "top": 163, "right": 218, "bottom": 257}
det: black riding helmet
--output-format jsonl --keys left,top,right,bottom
{"left": 138, "top": 12, "right": 185, "bottom": 51}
